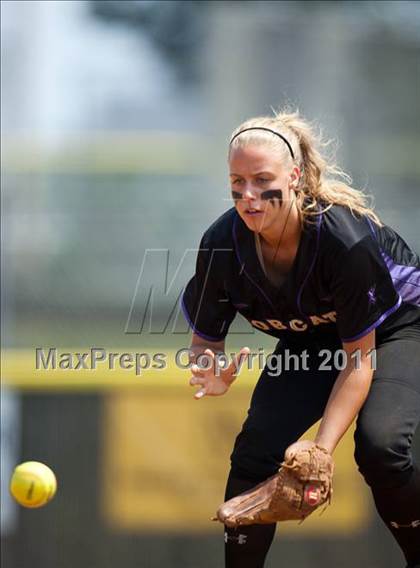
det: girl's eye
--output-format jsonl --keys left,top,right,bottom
{"left": 232, "top": 179, "right": 243, "bottom": 185}
{"left": 257, "top": 178, "right": 270, "bottom": 183}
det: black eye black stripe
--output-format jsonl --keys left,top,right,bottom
{"left": 231, "top": 189, "right": 284, "bottom": 207}
{"left": 231, "top": 190, "right": 283, "bottom": 200}
{"left": 261, "top": 190, "right": 283, "bottom": 202}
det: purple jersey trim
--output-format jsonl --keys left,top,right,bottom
{"left": 180, "top": 294, "right": 226, "bottom": 342}
{"left": 297, "top": 210, "right": 323, "bottom": 318}
{"left": 366, "top": 216, "right": 377, "bottom": 239}
{"left": 341, "top": 295, "right": 402, "bottom": 343}
{"left": 232, "top": 215, "right": 275, "bottom": 310}
{"left": 380, "top": 252, "right": 420, "bottom": 306}
{"left": 366, "top": 216, "right": 420, "bottom": 306}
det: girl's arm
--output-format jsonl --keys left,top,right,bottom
{"left": 285, "top": 330, "right": 376, "bottom": 459}
{"left": 313, "top": 329, "right": 376, "bottom": 453}
{"left": 188, "top": 332, "right": 226, "bottom": 363}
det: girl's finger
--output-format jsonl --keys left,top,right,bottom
{"left": 194, "top": 387, "right": 207, "bottom": 400}
{"left": 191, "top": 364, "right": 205, "bottom": 376}
{"left": 189, "top": 376, "right": 206, "bottom": 387}
{"left": 204, "top": 348, "right": 215, "bottom": 359}
{"left": 226, "top": 346, "right": 250, "bottom": 376}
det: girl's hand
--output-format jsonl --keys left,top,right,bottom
{"left": 284, "top": 440, "right": 320, "bottom": 461}
{"left": 189, "top": 347, "right": 250, "bottom": 400}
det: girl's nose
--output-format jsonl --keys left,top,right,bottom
{"left": 243, "top": 185, "right": 257, "bottom": 200}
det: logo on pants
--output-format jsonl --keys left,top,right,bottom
{"left": 224, "top": 532, "right": 248, "bottom": 544}
{"left": 390, "top": 520, "right": 420, "bottom": 529}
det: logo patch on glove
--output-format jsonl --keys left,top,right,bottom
{"left": 303, "top": 484, "right": 321, "bottom": 506}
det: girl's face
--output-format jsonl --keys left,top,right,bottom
{"left": 229, "top": 144, "right": 300, "bottom": 235}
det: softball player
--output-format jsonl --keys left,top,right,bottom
{"left": 181, "top": 110, "right": 420, "bottom": 568}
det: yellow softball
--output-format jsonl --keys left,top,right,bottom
{"left": 10, "top": 461, "right": 57, "bottom": 508}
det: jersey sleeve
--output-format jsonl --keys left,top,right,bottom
{"left": 181, "top": 234, "right": 237, "bottom": 342}
{"left": 331, "top": 237, "right": 401, "bottom": 342}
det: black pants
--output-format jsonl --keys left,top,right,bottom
{"left": 225, "top": 334, "right": 420, "bottom": 567}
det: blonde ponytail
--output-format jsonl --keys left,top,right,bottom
{"left": 229, "top": 109, "right": 382, "bottom": 226}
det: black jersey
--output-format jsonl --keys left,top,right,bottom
{"left": 181, "top": 204, "right": 420, "bottom": 344}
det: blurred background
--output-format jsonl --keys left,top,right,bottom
{"left": 1, "top": 1, "right": 419, "bottom": 567}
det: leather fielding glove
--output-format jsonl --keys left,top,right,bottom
{"left": 214, "top": 444, "right": 334, "bottom": 527}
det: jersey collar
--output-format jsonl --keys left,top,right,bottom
{"left": 231, "top": 208, "right": 322, "bottom": 312}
